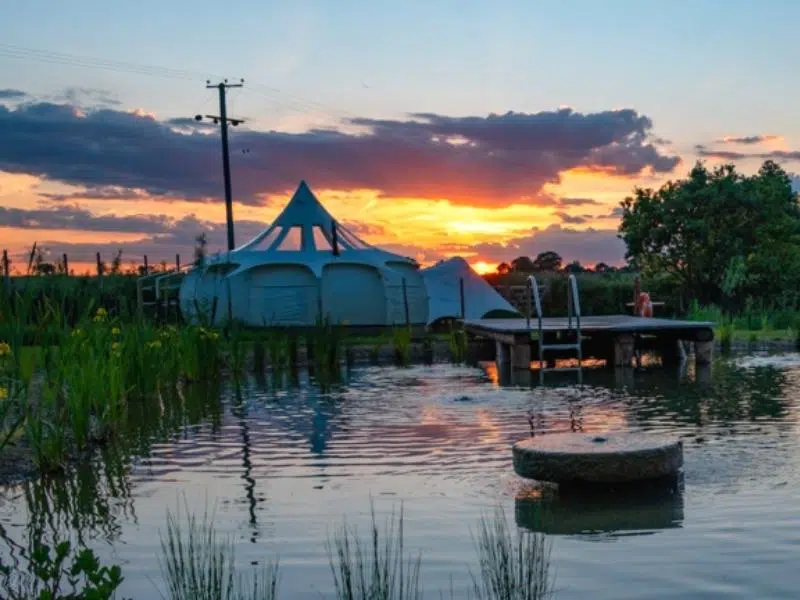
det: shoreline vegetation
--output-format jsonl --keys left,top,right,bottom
{"left": 3, "top": 268, "right": 800, "bottom": 486}
{"left": 1, "top": 497, "right": 553, "bottom": 599}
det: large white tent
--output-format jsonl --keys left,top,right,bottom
{"left": 422, "top": 257, "right": 520, "bottom": 326}
{"left": 179, "top": 181, "right": 429, "bottom": 327}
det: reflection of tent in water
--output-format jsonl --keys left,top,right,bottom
{"left": 257, "top": 392, "right": 345, "bottom": 456}
{"left": 514, "top": 482, "right": 684, "bottom": 537}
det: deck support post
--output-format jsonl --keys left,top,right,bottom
{"left": 510, "top": 343, "right": 531, "bottom": 370}
{"left": 659, "top": 338, "right": 683, "bottom": 367}
{"left": 695, "top": 340, "right": 714, "bottom": 365}
{"left": 613, "top": 334, "right": 635, "bottom": 368}
{"left": 495, "top": 341, "right": 510, "bottom": 367}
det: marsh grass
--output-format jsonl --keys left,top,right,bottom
{"left": 469, "top": 507, "right": 553, "bottom": 600}
{"left": 326, "top": 502, "right": 422, "bottom": 600}
{"left": 447, "top": 326, "right": 467, "bottom": 364}
{"left": 392, "top": 327, "right": 412, "bottom": 367}
{"left": 159, "top": 501, "right": 280, "bottom": 600}
{"left": 309, "top": 316, "right": 344, "bottom": 387}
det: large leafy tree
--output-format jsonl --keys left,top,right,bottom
{"left": 619, "top": 160, "right": 800, "bottom": 308}
{"left": 510, "top": 256, "right": 535, "bottom": 272}
{"left": 533, "top": 251, "right": 563, "bottom": 272}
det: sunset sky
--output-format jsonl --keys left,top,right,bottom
{"left": 1, "top": 0, "right": 799, "bottom": 274}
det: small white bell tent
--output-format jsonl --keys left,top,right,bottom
{"left": 422, "top": 257, "right": 519, "bottom": 326}
{"left": 179, "top": 181, "right": 429, "bottom": 327}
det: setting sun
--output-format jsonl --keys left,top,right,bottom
{"left": 471, "top": 261, "right": 496, "bottom": 275}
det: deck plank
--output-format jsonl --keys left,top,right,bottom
{"left": 464, "top": 315, "right": 713, "bottom": 335}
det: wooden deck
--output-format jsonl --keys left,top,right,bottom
{"left": 465, "top": 315, "right": 713, "bottom": 338}
{"left": 464, "top": 315, "right": 715, "bottom": 368}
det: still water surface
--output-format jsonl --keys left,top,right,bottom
{"left": 1, "top": 354, "right": 799, "bottom": 599}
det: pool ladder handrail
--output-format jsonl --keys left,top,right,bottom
{"left": 525, "top": 274, "right": 583, "bottom": 377}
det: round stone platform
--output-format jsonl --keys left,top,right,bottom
{"left": 512, "top": 432, "right": 683, "bottom": 485}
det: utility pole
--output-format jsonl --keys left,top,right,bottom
{"left": 196, "top": 79, "right": 244, "bottom": 252}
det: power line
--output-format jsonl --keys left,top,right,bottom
{"left": 196, "top": 80, "right": 245, "bottom": 252}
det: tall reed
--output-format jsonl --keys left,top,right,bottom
{"left": 469, "top": 507, "right": 553, "bottom": 600}
{"left": 447, "top": 326, "right": 467, "bottom": 364}
{"left": 326, "top": 502, "right": 422, "bottom": 600}
{"left": 392, "top": 327, "right": 412, "bottom": 367}
{"left": 309, "top": 316, "right": 343, "bottom": 387}
{"left": 159, "top": 501, "right": 279, "bottom": 600}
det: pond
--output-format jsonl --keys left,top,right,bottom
{"left": 1, "top": 352, "right": 799, "bottom": 599}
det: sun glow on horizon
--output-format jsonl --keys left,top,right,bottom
{"left": 472, "top": 261, "right": 496, "bottom": 275}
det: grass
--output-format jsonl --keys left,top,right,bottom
{"left": 392, "top": 327, "right": 412, "bottom": 367}
{"left": 326, "top": 502, "right": 421, "bottom": 600}
{"left": 687, "top": 300, "right": 800, "bottom": 347}
{"left": 469, "top": 507, "right": 553, "bottom": 600}
{"left": 447, "top": 326, "right": 467, "bottom": 365}
{"left": 2, "top": 494, "right": 552, "bottom": 599}
{"left": 159, "top": 501, "right": 279, "bottom": 600}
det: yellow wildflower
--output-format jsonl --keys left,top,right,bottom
{"left": 0, "top": 342, "right": 10, "bottom": 357}
{"left": 147, "top": 340, "right": 162, "bottom": 350}
{"left": 71, "top": 328, "right": 82, "bottom": 337}
{"left": 95, "top": 307, "right": 107, "bottom": 317}
{"left": 0, "top": 387, "right": 7, "bottom": 400}
{"left": 111, "top": 342, "right": 120, "bottom": 351}
{"left": 112, "top": 327, "right": 121, "bottom": 336}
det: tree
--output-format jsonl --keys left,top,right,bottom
{"left": 533, "top": 251, "right": 562, "bottom": 272}
{"left": 496, "top": 262, "right": 511, "bottom": 275}
{"left": 563, "top": 260, "right": 584, "bottom": 273}
{"left": 110, "top": 249, "right": 123, "bottom": 275}
{"left": 510, "top": 256, "right": 535, "bottom": 272}
{"left": 619, "top": 160, "right": 800, "bottom": 307}
{"left": 194, "top": 233, "right": 208, "bottom": 267}
{"left": 594, "top": 262, "right": 612, "bottom": 274}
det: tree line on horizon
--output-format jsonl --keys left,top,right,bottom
{"left": 492, "top": 251, "right": 630, "bottom": 277}
{"left": 487, "top": 159, "right": 800, "bottom": 316}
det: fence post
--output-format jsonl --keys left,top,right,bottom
{"left": 402, "top": 277, "right": 410, "bottom": 327}
{"left": 176, "top": 253, "right": 181, "bottom": 271}
{"left": 459, "top": 276, "right": 465, "bottom": 320}
{"left": 62, "top": 253, "right": 69, "bottom": 275}
{"left": 2, "top": 250, "right": 9, "bottom": 297}
{"left": 143, "top": 255, "right": 149, "bottom": 275}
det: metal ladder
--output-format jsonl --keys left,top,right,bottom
{"left": 525, "top": 274, "right": 583, "bottom": 380}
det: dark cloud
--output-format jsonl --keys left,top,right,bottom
{"left": 607, "top": 206, "right": 625, "bottom": 218}
{"left": 651, "top": 137, "right": 672, "bottom": 146}
{"left": 468, "top": 224, "right": 626, "bottom": 266}
{"left": 0, "top": 101, "right": 679, "bottom": 208}
{"left": 0, "top": 89, "right": 26, "bottom": 100}
{"left": 0, "top": 205, "right": 172, "bottom": 233}
{"left": 7, "top": 214, "right": 271, "bottom": 267}
{"left": 1, "top": 205, "right": 393, "bottom": 267}
{"left": 553, "top": 211, "right": 588, "bottom": 225}
{"left": 715, "top": 135, "right": 780, "bottom": 145}
{"left": 557, "top": 197, "right": 599, "bottom": 206}
{"left": 696, "top": 147, "right": 800, "bottom": 161}
{"left": 40, "top": 186, "right": 150, "bottom": 202}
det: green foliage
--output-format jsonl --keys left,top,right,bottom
{"left": 309, "top": 316, "right": 344, "bottom": 387}
{"left": 447, "top": 326, "right": 467, "bottom": 364}
{"left": 391, "top": 327, "right": 412, "bottom": 367}
{"left": 0, "top": 540, "right": 124, "bottom": 600}
{"left": 619, "top": 160, "right": 800, "bottom": 309}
